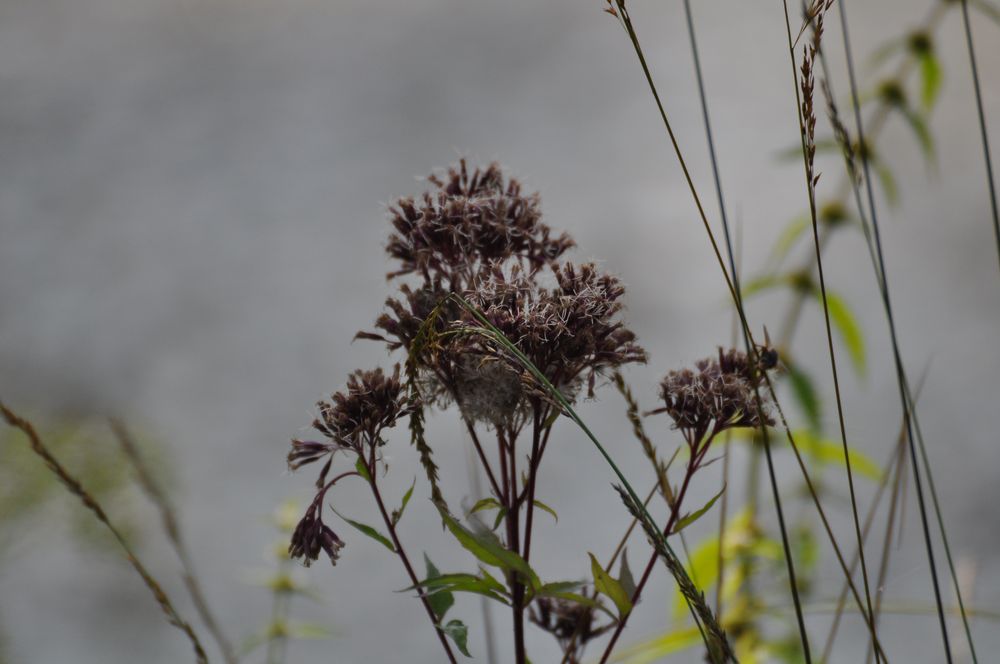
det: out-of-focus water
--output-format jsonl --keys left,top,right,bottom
{"left": 1, "top": 0, "right": 998, "bottom": 662}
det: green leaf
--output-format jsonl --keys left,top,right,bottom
{"left": 423, "top": 554, "right": 454, "bottom": 620}
{"left": 332, "top": 508, "right": 394, "bottom": 552}
{"left": 436, "top": 504, "right": 540, "bottom": 589}
{"left": 792, "top": 429, "right": 882, "bottom": 481}
{"left": 612, "top": 626, "right": 703, "bottom": 664}
{"left": 769, "top": 215, "right": 811, "bottom": 267}
{"left": 467, "top": 497, "right": 507, "bottom": 529}
{"left": 440, "top": 619, "right": 471, "bottom": 657}
{"left": 287, "top": 622, "right": 336, "bottom": 640}
{"left": 871, "top": 153, "right": 899, "bottom": 206}
{"left": 741, "top": 273, "right": 790, "bottom": 298}
{"left": 786, "top": 362, "right": 822, "bottom": 433}
{"left": 469, "top": 497, "right": 503, "bottom": 515}
{"left": 532, "top": 499, "right": 558, "bottom": 523}
{"left": 898, "top": 103, "right": 935, "bottom": 160}
{"left": 813, "top": 289, "right": 866, "bottom": 376}
{"left": 589, "top": 552, "right": 632, "bottom": 618}
{"left": 619, "top": 549, "right": 636, "bottom": 598}
{"left": 354, "top": 456, "right": 371, "bottom": 482}
{"left": 918, "top": 50, "right": 942, "bottom": 111}
{"left": 392, "top": 477, "right": 416, "bottom": 526}
{"left": 672, "top": 485, "right": 726, "bottom": 534}
{"left": 405, "top": 571, "right": 511, "bottom": 605}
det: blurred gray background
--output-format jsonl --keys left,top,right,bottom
{"left": 1, "top": 0, "right": 998, "bottom": 662}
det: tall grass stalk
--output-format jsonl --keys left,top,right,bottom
{"left": 779, "top": 2, "right": 877, "bottom": 661}
{"left": 0, "top": 404, "right": 209, "bottom": 663}
{"left": 958, "top": 0, "right": 1000, "bottom": 272}
{"left": 835, "top": 1, "right": 976, "bottom": 660}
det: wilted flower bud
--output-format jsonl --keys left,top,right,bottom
{"left": 288, "top": 501, "right": 345, "bottom": 567}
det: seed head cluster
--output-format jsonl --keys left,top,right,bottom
{"left": 385, "top": 159, "right": 574, "bottom": 287}
{"left": 529, "top": 596, "right": 612, "bottom": 661}
{"left": 654, "top": 348, "right": 774, "bottom": 443}
{"left": 286, "top": 366, "right": 411, "bottom": 566}
{"left": 360, "top": 161, "right": 645, "bottom": 427}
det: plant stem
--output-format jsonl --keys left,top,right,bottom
{"left": 597, "top": 438, "right": 707, "bottom": 664}
{"left": 366, "top": 458, "right": 458, "bottom": 664}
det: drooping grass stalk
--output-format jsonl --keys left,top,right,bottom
{"left": 110, "top": 420, "right": 238, "bottom": 664}
{"left": 958, "top": 0, "right": 1000, "bottom": 273}
{"left": 0, "top": 403, "right": 209, "bottom": 664}
{"left": 836, "top": 2, "right": 961, "bottom": 660}
{"left": 605, "top": 3, "right": 813, "bottom": 658}
{"left": 557, "top": 482, "right": 661, "bottom": 664}
{"left": 598, "top": 421, "right": 724, "bottom": 664}
{"left": 779, "top": 3, "right": 878, "bottom": 661}
{"left": 450, "top": 293, "right": 737, "bottom": 663}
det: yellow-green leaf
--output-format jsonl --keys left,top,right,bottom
{"left": 333, "top": 509, "right": 395, "bottom": 552}
{"left": 589, "top": 552, "right": 632, "bottom": 618}
{"left": 672, "top": 485, "right": 726, "bottom": 535}
{"left": 815, "top": 289, "right": 866, "bottom": 376}
{"left": 792, "top": 429, "right": 882, "bottom": 481}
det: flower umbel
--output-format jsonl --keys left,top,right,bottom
{"left": 652, "top": 348, "right": 774, "bottom": 445}
{"left": 313, "top": 365, "right": 411, "bottom": 453}
{"left": 385, "top": 159, "right": 574, "bottom": 287}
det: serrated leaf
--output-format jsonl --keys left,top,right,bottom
{"left": 332, "top": 508, "right": 395, "bottom": 552}
{"left": 392, "top": 477, "right": 416, "bottom": 526}
{"left": 423, "top": 554, "right": 454, "bottom": 619}
{"left": 436, "top": 504, "right": 540, "bottom": 589}
{"left": 589, "top": 552, "right": 632, "bottom": 618}
{"left": 812, "top": 289, "right": 866, "bottom": 376}
{"left": 672, "top": 485, "right": 726, "bottom": 534}
{"left": 786, "top": 362, "right": 822, "bottom": 433}
{"left": 440, "top": 619, "right": 471, "bottom": 657}
{"left": 532, "top": 499, "right": 558, "bottom": 523}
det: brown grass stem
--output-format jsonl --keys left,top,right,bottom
{"left": 1, "top": 403, "right": 209, "bottom": 663}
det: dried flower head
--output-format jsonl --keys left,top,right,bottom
{"left": 385, "top": 160, "right": 574, "bottom": 288}
{"left": 652, "top": 348, "right": 774, "bottom": 443}
{"left": 312, "top": 365, "right": 411, "bottom": 452}
{"left": 459, "top": 262, "right": 646, "bottom": 403}
{"left": 288, "top": 498, "right": 345, "bottom": 567}
{"left": 529, "top": 596, "right": 612, "bottom": 660}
